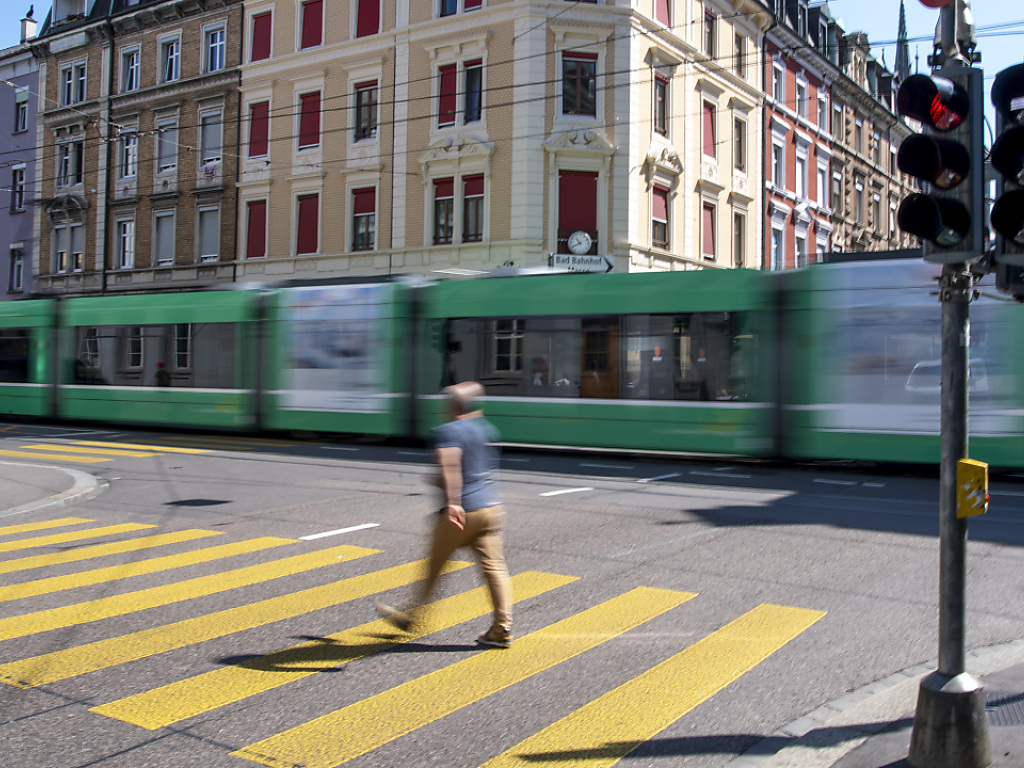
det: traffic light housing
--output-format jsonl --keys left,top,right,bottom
{"left": 990, "top": 63, "right": 1024, "bottom": 301}
{"left": 896, "top": 66, "right": 985, "bottom": 263}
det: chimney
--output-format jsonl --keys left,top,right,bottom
{"left": 21, "top": 8, "right": 37, "bottom": 44}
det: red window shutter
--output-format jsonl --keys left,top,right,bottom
{"left": 702, "top": 101, "right": 715, "bottom": 157}
{"left": 438, "top": 64, "right": 456, "bottom": 127}
{"left": 465, "top": 0, "right": 482, "bottom": 8}
{"left": 558, "top": 171, "right": 597, "bottom": 232}
{"left": 656, "top": 0, "right": 670, "bottom": 26}
{"left": 248, "top": 102, "right": 269, "bottom": 157}
{"left": 296, "top": 194, "right": 319, "bottom": 254}
{"left": 300, "top": 0, "right": 322, "bottom": 50}
{"left": 563, "top": 51, "right": 598, "bottom": 61}
{"left": 463, "top": 174, "right": 484, "bottom": 196}
{"left": 299, "top": 92, "right": 320, "bottom": 148}
{"left": 652, "top": 186, "right": 668, "bottom": 221}
{"left": 251, "top": 13, "right": 272, "bottom": 61}
{"left": 356, "top": 0, "right": 379, "bottom": 38}
{"left": 246, "top": 200, "right": 267, "bottom": 258}
{"left": 702, "top": 204, "right": 715, "bottom": 258}
{"left": 353, "top": 187, "right": 375, "bottom": 214}
{"left": 434, "top": 178, "right": 454, "bottom": 199}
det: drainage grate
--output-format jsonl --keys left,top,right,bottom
{"left": 985, "top": 690, "right": 1024, "bottom": 726}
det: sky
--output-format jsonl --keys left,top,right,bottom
{"left": 2, "top": 1, "right": 1022, "bottom": 125}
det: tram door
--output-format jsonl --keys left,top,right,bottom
{"left": 580, "top": 318, "right": 619, "bottom": 399}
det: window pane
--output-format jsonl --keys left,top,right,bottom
{"left": 199, "top": 208, "right": 219, "bottom": 260}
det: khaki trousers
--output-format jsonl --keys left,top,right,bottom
{"left": 416, "top": 504, "right": 512, "bottom": 632}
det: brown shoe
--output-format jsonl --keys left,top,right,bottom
{"left": 476, "top": 627, "right": 512, "bottom": 648}
{"left": 374, "top": 600, "right": 412, "bottom": 632}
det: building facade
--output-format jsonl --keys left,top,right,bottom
{"left": 32, "top": 0, "right": 242, "bottom": 295}
{"left": 1, "top": 13, "right": 39, "bottom": 299}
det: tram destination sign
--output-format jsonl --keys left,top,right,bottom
{"left": 549, "top": 253, "right": 614, "bottom": 273}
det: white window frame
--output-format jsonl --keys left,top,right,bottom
{"left": 70, "top": 223, "right": 84, "bottom": 272}
{"left": 197, "top": 205, "right": 220, "bottom": 261}
{"left": 121, "top": 47, "right": 140, "bottom": 92}
{"left": 10, "top": 166, "right": 25, "bottom": 212}
{"left": 119, "top": 131, "right": 138, "bottom": 179}
{"left": 154, "top": 210, "right": 176, "bottom": 265}
{"left": 795, "top": 145, "right": 808, "bottom": 200}
{"left": 817, "top": 94, "right": 829, "bottom": 131}
{"left": 772, "top": 60, "right": 785, "bottom": 103}
{"left": 117, "top": 218, "right": 135, "bottom": 269}
{"left": 772, "top": 140, "right": 785, "bottom": 189}
{"left": 53, "top": 224, "right": 68, "bottom": 274}
{"left": 200, "top": 109, "right": 223, "bottom": 164}
{"left": 14, "top": 93, "right": 28, "bottom": 133}
{"left": 795, "top": 77, "right": 808, "bottom": 119}
{"left": 204, "top": 24, "right": 227, "bottom": 73}
{"left": 156, "top": 119, "right": 178, "bottom": 172}
{"left": 8, "top": 247, "right": 23, "bottom": 292}
{"left": 160, "top": 35, "right": 181, "bottom": 83}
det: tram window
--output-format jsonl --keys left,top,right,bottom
{"left": 446, "top": 311, "right": 748, "bottom": 401}
{"left": 0, "top": 329, "right": 30, "bottom": 383}
{"left": 71, "top": 323, "right": 236, "bottom": 388}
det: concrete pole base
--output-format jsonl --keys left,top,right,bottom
{"left": 909, "top": 671, "right": 991, "bottom": 768}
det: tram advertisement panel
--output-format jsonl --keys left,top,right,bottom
{"left": 280, "top": 284, "right": 387, "bottom": 413}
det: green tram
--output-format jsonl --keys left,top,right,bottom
{"left": 2, "top": 260, "right": 1023, "bottom": 468}
{"left": 419, "top": 269, "right": 778, "bottom": 456}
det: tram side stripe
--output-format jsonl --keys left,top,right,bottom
{"left": 0, "top": 537, "right": 295, "bottom": 603}
{"left": 93, "top": 570, "right": 578, "bottom": 730}
{"left": 479, "top": 603, "right": 828, "bottom": 768}
{"left": 0, "top": 529, "right": 223, "bottom": 576}
{"left": 0, "top": 558, "right": 470, "bottom": 690}
{"left": 0, "top": 544, "right": 377, "bottom": 644}
{"left": 232, "top": 586, "right": 697, "bottom": 768}
{"left": 0, "top": 523, "right": 157, "bottom": 555}
{"left": 0, "top": 517, "right": 94, "bottom": 538}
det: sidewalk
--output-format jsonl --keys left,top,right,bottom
{"left": 0, "top": 460, "right": 105, "bottom": 518}
{"left": 727, "top": 640, "right": 1024, "bottom": 768}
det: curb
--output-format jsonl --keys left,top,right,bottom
{"left": 0, "top": 461, "right": 107, "bottom": 519}
{"left": 725, "top": 638, "right": 1024, "bottom": 768}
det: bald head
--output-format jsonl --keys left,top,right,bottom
{"left": 444, "top": 381, "right": 485, "bottom": 416}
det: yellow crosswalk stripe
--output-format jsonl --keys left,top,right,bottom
{"left": 0, "top": 529, "right": 223, "bottom": 576}
{"left": 233, "top": 586, "right": 697, "bottom": 768}
{"left": 93, "top": 570, "right": 578, "bottom": 730}
{"left": 0, "top": 543, "right": 376, "bottom": 644}
{"left": 0, "top": 523, "right": 156, "bottom": 555}
{"left": 0, "top": 537, "right": 296, "bottom": 603}
{"left": 0, "top": 448, "right": 107, "bottom": 463}
{"left": 0, "top": 517, "right": 93, "bottom": 538}
{"left": 0, "top": 558, "right": 470, "bottom": 689}
{"left": 21, "top": 444, "right": 160, "bottom": 457}
{"left": 77, "top": 441, "right": 211, "bottom": 454}
{"left": 479, "top": 603, "right": 827, "bottom": 768}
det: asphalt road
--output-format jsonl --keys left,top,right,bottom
{"left": 1, "top": 423, "right": 1024, "bottom": 768}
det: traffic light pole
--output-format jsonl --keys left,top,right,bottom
{"left": 908, "top": 270, "right": 990, "bottom": 768}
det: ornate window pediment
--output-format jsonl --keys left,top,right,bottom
{"left": 418, "top": 135, "right": 495, "bottom": 177}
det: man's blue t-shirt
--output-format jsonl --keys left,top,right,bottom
{"left": 430, "top": 416, "right": 501, "bottom": 512}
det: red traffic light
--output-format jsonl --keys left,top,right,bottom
{"left": 898, "top": 74, "right": 969, "bottom": 131}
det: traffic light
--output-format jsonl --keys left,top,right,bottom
{"left": 896, "top": 66, "right": 985, "bottom": 263}
{"left": 989, "top": 63, "right": 1024, "bottom": 300}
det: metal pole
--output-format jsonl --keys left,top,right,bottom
{"left": 909, "top": 265, "right": 990, "bottom": 768}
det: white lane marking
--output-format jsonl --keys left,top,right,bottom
{"left": 540, "top": 487, "right": 594, "bottom": 497}
{"left": 321, "top": 446, "right": 360, "bottom": 452}
{"left": 503, "top": 458, "right": 530, "bottom": 463}
{"left": 863, "top": 482, "right": 886, "bottom": 488}
{"left": 300, "top": 523, "right": 380, "bottom": 540}
{"left": 813, "top": 479, "right": 858, "bottom": 486}
{"left": 690, "top": 471, "right": 753, "bottom": 480}
{"left": 637, "top": 473, "right": 682, "bottom": 484}
{"left": 580, "top": 463, "right": 633, "bottom": 470}
{"left": 991, "top": 491, "right": 1024, "bottom": 498}
{"left": 714, "top": 466, "right": 738, "bottom": 471}
{"left": 398, "top": 451, "right": 429, "bottom": 457}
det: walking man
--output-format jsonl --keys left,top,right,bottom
{"left": 376, "top": 381, "right": 513, "bottom": 648}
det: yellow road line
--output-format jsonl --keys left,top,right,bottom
{"left": 0, "top": 537, "right": 296, "bottom": 603}
{"left": 0, "top": 529, "right": 222, "bottom": 575}
{"left": 0, "top": 523, "right": 157, "bottom": 555}
{"left": 21, "top": 444, "right": 160, "bottom": 458}
{"left": 77, "top": 441, "right": 211, "bottom": 455}
{"left": 233, "top": 586, "right": 696, "bottom": 768}
{"left": 0, "top": 544, "right": 377, "bottom": 644}
{"left": 0, "top": 517, "right": 93, "bottom": 538}
{"left": 0, "top": 558, "right": 470, "bottom": 689}
{"left": 479, "top": 603, "right": 828, "bottom": 768}
{"left": 0, "top": 449, "right": 108, "bottom": 463}
{"left": 94, "top": 570, "right": 577, "bottom": 730}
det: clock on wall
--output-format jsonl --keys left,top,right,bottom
{"left": 567, "top": 230, "right": 593, "bottom": 255}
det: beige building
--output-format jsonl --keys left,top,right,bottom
{"left": 233, "top": 0, "right": 773, "bottom": 284}
{"left": 33, "top": 0, "right": 242, "bottom": 294}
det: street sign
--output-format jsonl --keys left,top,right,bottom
{"left": 549, "top": 254, "right": 614, "bottom": 273}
